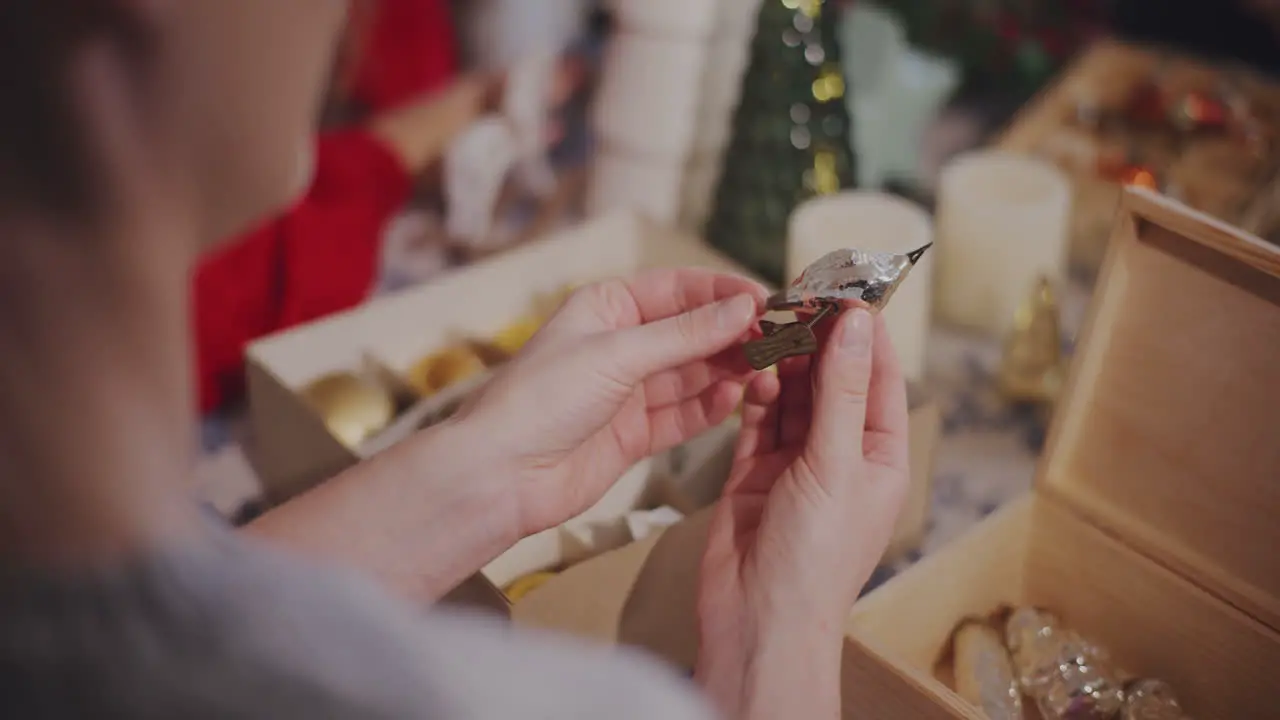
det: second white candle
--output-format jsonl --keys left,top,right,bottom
{"left": 934, "top": 151, "right": 1071, "bottom": 337}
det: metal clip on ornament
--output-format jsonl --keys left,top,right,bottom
{"left": 743, "top": 243, "right": 932, "bottom": 371}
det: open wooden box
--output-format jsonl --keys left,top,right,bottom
{"left": 997, "top": 40, "right": 1280, "bottom": 276}
{"left": 844, "top": 189, "right": 1280, "bottom": 718}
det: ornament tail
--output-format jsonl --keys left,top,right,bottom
{"left": 906, "top": 243, "right": 933, "bottom": 265}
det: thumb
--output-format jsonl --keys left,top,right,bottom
{"left": 805, "top": 308, "right": 875, "bottom": 484}
{"left": 595, "top": 293, "right": 759, "bottom": 384}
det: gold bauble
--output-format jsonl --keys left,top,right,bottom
{"left": 532, "top": 283, "right": 578, "bottom": 319}
{"left": 491, "top": 315, "right": 543, "bottom": 356}
{"left": 300, "top": 371, "right": 395, "bottom": 448}
{"left": 502, "top": 571, "right": 559, "bottom": 602}
{"left": 406, "top": 346, "right": 486, "bottom": 398}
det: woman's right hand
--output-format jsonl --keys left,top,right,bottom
{"left": 694, "top": 308, "right": 911, "bottom": 720}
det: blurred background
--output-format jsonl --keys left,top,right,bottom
{"left": 196, "top": 0, "right": 1279, "bottom": 589}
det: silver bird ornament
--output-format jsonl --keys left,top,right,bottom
{"left": 743, "top": 243, "right": 931, "bottom": 371}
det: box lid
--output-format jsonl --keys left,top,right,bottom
{"left": 1039, "top": 188, "right": 1280, "bottom": 631}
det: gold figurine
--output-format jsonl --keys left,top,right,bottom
{"left": 300, "top": 371, "right": 395, "bottom": 448}
{"left": 951, "top": 617, "right": 1024, "bottom": 720}
{"left": 998, "top": 276, "right": 1067, "bottom": 407}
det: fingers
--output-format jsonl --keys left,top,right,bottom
{"left": 641, "top": 350, "right": 754, "bottom": 408}
{"left": 862, "top": 316, "right": 911, "bottom": 472}
{"left": 596, "top": 292, "right": 760, "bottom": 386}
{"left": 622, "top": 268, "right": 770, "bottom": 324}
{"left": 776, "top": 356, "right": 812, "bottom": 447}
{"left": 646, "top": 380, "right": 745, "bottom": 454}
{"left": 735, "top": 371, "right": 781, "bottom": 460}
{"left": 805, "top": 308, "right": 876, "bottom": 483}
{"left": 543, "top": 269, "right": 769, "bottom": 342}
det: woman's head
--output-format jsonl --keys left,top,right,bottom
{"left": 0, "top": 0, "right": 347, "bottom": 243}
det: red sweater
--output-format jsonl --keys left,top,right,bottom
{"left": 193, "top": 0, "right": 457, "bottom": 413}
{"left": 193, "top": 131, "right": 414, "bottom": 412}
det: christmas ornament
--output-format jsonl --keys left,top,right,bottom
{"left": 1169, "top": 89, "right": 1229, "bottom": 133}
{"left": 406, "top": 345, "right": 487, "bottom": 398}
{"left": 952, "top": 618, "right": 1023, "bottom": 720}
{"left": 743, "top": 313, "right": 825, "bottom": 371}
{"left": 1004, "top": 608, "right": 1125, "bottom": 720}
{"left": 1095, "top": 150, "right": 1161, "bottom": 191}
{"left": 743, "top": 244, "right": 930, "bottom": 370}
{"left": 1122, "top": 679, "right": 1190, "bottom": 720}
{"left": 300, "top": 371, "right": 396, "bottom": 448}
{"left": 998, "top": 276, "right": 1066, "bottom": 407}
{"left": 1125, "top": 76, "right": 1169, "bottom": 126}
{"left": 490, "top": 315, "right": 544, "bottom": 356}
{"left": 502, "top": 571, "right": 560, "bottom": 602}
{"left": 704, "top": 0, "right": 859, "bottom": 285}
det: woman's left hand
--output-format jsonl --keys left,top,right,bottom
{"left": 444, "top": 268, "right": 768, "bottom": 538}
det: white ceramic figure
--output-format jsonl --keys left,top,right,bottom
{"left": 444, "top": 116, "right": 519, "bottom": 247}
{"left": 459, "top": 0, "right": 585, "bottom": 70}
{"left": 503, "top": 52, "right": 560, "bottom": 198}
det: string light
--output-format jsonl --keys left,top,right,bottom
{"left": 812, "top": 150, "right": 839, "bottom": 195}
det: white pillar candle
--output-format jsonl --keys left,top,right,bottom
{"left": 609, "top": 0, "right": 720, "bottom": 38}
{"left": 787, "top": 192, "right": 934, "bottom": 382}
{"left": 586, "top": 146, "right": 684, "bottom": 225}
{"left": 934, "top": 151, "right": 1071, "bottom": 337}
{"left": 592, "top": 34, "right": 707, "bottom": 158}
{"left": 680, "top": 151, "right": 726, "bottom": 231}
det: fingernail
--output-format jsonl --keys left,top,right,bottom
{"left": 840, "top": 309, "right": 872, "bottom": 355}
{"left": 717, "top": 294, "right": 756, "bottom": 330}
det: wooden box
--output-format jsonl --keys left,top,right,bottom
{"left": 844, "top": 189, "right": 1280, "bottom": 718}
{"left": 997, "top": 40, "right": 1280, "bottom": 276}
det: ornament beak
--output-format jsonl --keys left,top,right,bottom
{"left": 906, "top": 243, "right": 933, "bottom": 265}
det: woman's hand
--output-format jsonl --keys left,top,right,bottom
{"left": 694, "top": 309, "right": 911, "bottom": 720}
{"left": 447, "top": 268, "right": 769, "bottom": 538}
{"left": 250, "top": 268, "right": 767, "bottom": 604}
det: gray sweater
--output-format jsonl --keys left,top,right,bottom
{"left": 0, "top": 526, "right": 714, "bottom": 719}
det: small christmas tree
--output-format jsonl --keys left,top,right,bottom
{"left": 704, "top": 0, "right": 858, "bottom": 285}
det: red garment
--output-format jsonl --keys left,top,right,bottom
{"left": 347, "top": 0, "right": 460, "bottom": 112}
{"left": 193, "top": 130, "right": 412, "bottom": 413}
{"left": 193, "top": 0, "right": 458, "bottom": 413}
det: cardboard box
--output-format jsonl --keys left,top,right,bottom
{"left": 245, "top": 212, "right": 762, "bottom": 505}
{"left": 996, "top": 40, "right": 1280, "bottom": 276}
{"left": 843, "top": 189, "right": 1280, "bottom": 718}
{"left": 245, "top": 211, "right": 770, "bottom": 611}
